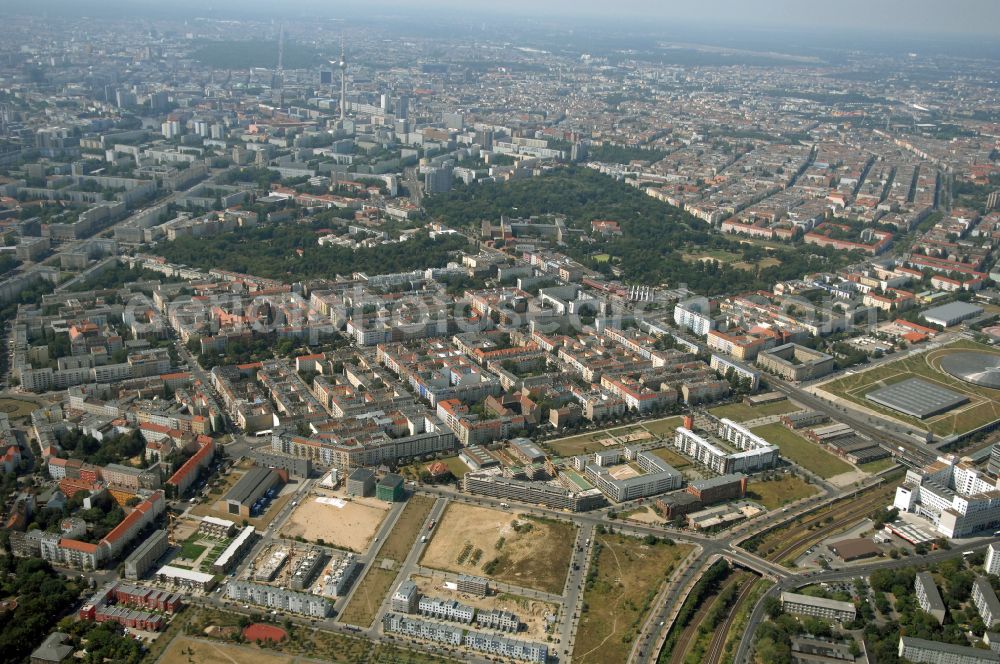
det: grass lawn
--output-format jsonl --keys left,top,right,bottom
{"left": 751, "top": 423, "right": 853, "bottom": 479}
{"left": 179, "top": 541, "right": 207, "bottom": 560}
{"left": 651, "top": 446, "right": 692, "bottom": 469}
{"left": 574, "top": 536, "right": 693, "bottom": 664}
{"left": 860, "top": 457, "right": 898, "bottom": 474}
{"left": 745, "top": 475, "right": 902, "bottom": 562}
{"left": 819, "top": 339, "right": 1000, "bottom": 437}
{"left": 746, "top": 475, "right": 819, "bottom": 509}
{"left": 709, "top": 400, "right": 798, "bottom": 423}
{"left": 378, "top": 495, "right": 435, "bottom": 563}
{"left": 642, "top": 416, "right": 684, "bottom": 437}
{"left": 734, "top": 257, "right": 782, "bottom": 271}
{"left": 682, "top": 250, "right": 740, "bottom": 263}
{"left": 441, "top": 456, "right": 471, "bottom": 478}
{"left": 545, "top": 430, "right": 622, "bottom": 457}
{"left": 545, "top": 420, "right": 669, "bottom": 457}
{"left": 0, "top": 397, "right": 40, "bottom": 419}
{"left": 338, "top": 566, "right": 399, "bottom": 628}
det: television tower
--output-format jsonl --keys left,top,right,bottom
{"left": 276, "top": 23, "right": 285, "bottom": 109}
{"left": 338, "top": 35, "right": 347, "bottom": 121}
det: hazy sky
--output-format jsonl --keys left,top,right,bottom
{"left": 374, "top": 0, "right": 1000, "bottom": 37}
{"left": 11, "top": 0, "right": 1000, "bottom": 37}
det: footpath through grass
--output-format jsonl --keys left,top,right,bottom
{"left": 575, "top": 534, "right": 692, "bottom": 664}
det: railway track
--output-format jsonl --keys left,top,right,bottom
{"left": 704, "top": 577, "right": 760, "bottom": 664}
{"left": 665, "top": 573, "right": 742, "bottom": 664}
{"left": 763, "top": 484, "right": 895, "bottom": 563}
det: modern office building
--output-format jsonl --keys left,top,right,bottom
{"left": 894, "top": 457, "right": 1000, "bottom": 538}
{"left": 346, "top": 467, "right": 375, "bottom": 497}
{"left": 377, "top": 473, "right": 405, "bottom": 502}
{"left": 462, "top": 472, "right": 605, "bottom": 511}
{"left": 687, "top": 473, "right": 747, "bottom": 504}
{"left": 915, "top": 572, "right": 947, "bottom": 624}
{"left": 583, "top": 449, "right": 682, "bottom": 503}
{"left": 780, "top": 591, "right": 856, "bottom": 622}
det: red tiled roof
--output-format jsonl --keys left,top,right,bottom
{"left": 59, "top": 538, "right": 98, "bottom": 553}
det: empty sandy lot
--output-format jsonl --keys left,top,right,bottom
{"left": 280, "top": 488, "right": 390, "bottom": 552}
{"left": 420, "top": 503, "right": 576, "bottom": 594}
{"left": 160, "top": 636, "right": 292, "bottom": 664}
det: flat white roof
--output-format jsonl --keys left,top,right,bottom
{"left": 781, "top": 591, "right": 855, "bottom": 613}
{"left": 201, "top": 516, "right": 235, "bottom": 528}
{"left": 214, "top": 526, "right": 255, "bottom": 568}
{"left": 157, "top": 564, "right": 214, "bottom": 583}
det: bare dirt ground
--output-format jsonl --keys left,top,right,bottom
{"left": 609, "top": 464, "right": 640, "bottom": 480}
{"left": 419, "top": 503, "right": 576, "bottom": 594}
{"left": 280, "top": 487, "right": 390, "bottom": 552}
{"left": 828, "top": 469, "right": 866, "bottom": 488}
{"left": 159, "top": 636, "right": 292, "bottom": 664}
{"left": 410, "top": 573, "right": 559, "bottom": 640}
{"left": 623, "top": 506, "right": 664, "bottom": 525}
{"left": 170, "top": 517, "right": 199, "bottom": 543}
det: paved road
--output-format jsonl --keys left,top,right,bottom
{"left": 731, "top": 537, "right": 1000, "bottom": 664}
{"left": 767, "top": 376, "right": 936, "bottom": 467}
{"left": 330, "top": 498, "right": 411, "bottom": 618}
{"left": 632, "top": 548, "right": 708, "bottom": 664}
{"left": 557, "top": 522, "right": 595, "bottom": 660}
{"left": 659, "top": 326, "right": 940, "bottom": 468}
{"left": 363, "top": 497, "right": 448, "bottom": 636}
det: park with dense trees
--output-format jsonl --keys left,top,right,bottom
{"left": 153, "top": 223, "right": 469, "bottom": 281}
{"left": 425, "top": 167, "right": 856, "bottom": 295}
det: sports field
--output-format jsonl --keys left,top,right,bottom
{"left": 818, "top": 340, "right": 1000, "bottom": 437}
